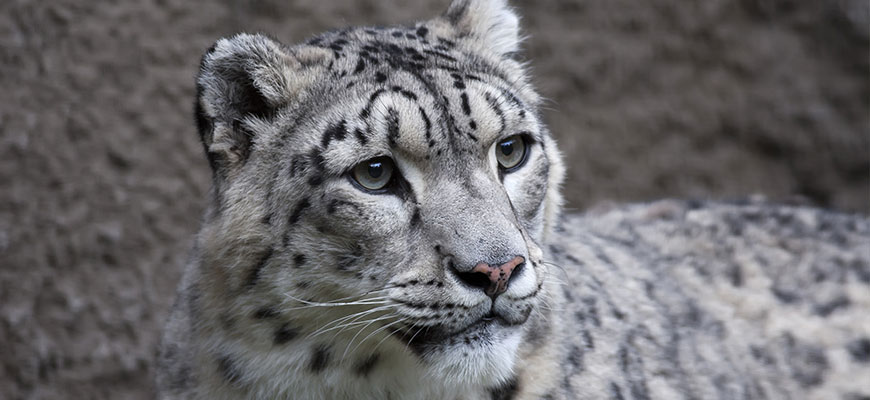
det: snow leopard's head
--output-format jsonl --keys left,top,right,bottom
{"left": 193, "top": 0, "right": 564, "bottom": 391}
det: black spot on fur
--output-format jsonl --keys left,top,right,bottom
{"left": 307, "top": 149, "right": 327, "bottom": 186}
{"left": 353, "top": 58, "right": 366, "bottom": 74}
{"left": 308, "top": 345, "right": 331, "bottom": 373}
{"left": 582, "top": 297, "right": 601, "bottom": 327}
{"left": 354, "top": 353, "right": 380, "bottom": 377}
{"left": 410, "top": 207, "right": 421, "bottom": 226}
{"left": 416, "top": 26, "right": 428, "bottom": 37}
{"left": 217, "top": 355, "right": 242, "bottom": 385}
{"left": 261, "top": 211, "right": 273, "bottom": 225}
{"left": 289, "top": 198, "right": 311, "bottom": 225}
{"left": 489, "top": 375, "right": 519, "bottom": 400}
{"left": 772, "top": 287, "right": 799, "bottom": 304}
{"left": 813, "top": 295, "right": 850, "bottom": 317}
{"left": 253, "top": 306, "right": 278, "bottom": 320}
{"left": 245, "top": 248, "right": 273, "bottom": 289}
{"left": 375, "top": 72, "right": 387, "bottom": 83}
{"left": 783, "top": 333, "right": 829, "bottom": 388}
{"left": 321, "top": 120, "right": 348, "bottom": 148}
{"left": 274, "top": 323, "right": 298, "bottom": 345}
{"left": 460, "top": 92, "right": 471, "bottom": 115}
{"left": 293, "top": 253, "right": 306, "bottom": 268}
{"left": 289, "top": 155, "right": 308, "bottom": 176}
{"left": 567, "top": 345, "right": 584, "bottom": 369}
{"left": 386, "top": 108, "right": 400, "bottom": 147}
{"left": 354, "top": 127, "right": 368, "bottom": 145}
{"left": 847, "top": 338, "right": 870, "bottom": 363}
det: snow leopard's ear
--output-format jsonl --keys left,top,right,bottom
{"left": 442, "top": 0, "right": 521, "bottom": 57}
{"left": 195, "top": 33, "right": 330, "bottom": 176}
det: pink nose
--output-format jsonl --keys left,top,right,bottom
{"left": 470, "top": 256, "right": 525, "bottom": 298}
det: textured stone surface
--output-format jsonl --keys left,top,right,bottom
{"left": 0, "top": 0, "right": 866, "bottom": 398}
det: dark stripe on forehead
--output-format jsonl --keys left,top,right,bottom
{"left": 460, "top": 92, "right": 471, "bottom": 115}
{"left": 465, "top": 72, "right": 526, "bottom": 111}
{"left": 360, "top": 89, "right": 387, "bottom": 119}
{"left": 353, "top": 127, "right": 368, "bottom": 145}
{"left": 321, "top": 120, "right": 348, "bottom": 148}
{"left": 386, "top": 108, "right": 400, "bottom": 147}
{"left": 391, "top": 85, "right": 418, "bottom": 101}
{"left": 484, "top": 92, "right": 507, "bottom": 136}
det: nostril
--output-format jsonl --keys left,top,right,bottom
{"left": 509, "top": 262, "right": 524, "bottom": 282}
{"left": 454, "top": 270, "right": 492, "bottom": 290}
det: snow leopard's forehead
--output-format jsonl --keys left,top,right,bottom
{"left": 267, "top": 21, "right": 544, "bottom": 175}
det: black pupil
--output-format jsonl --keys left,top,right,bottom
{"left": 368, "top": 162, "right": 383, "bottom": 179}
{"left": 500, "top": 140, "right": 515, "bottom": 156}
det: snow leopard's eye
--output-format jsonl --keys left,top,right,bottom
{"left": 351, "top": 156, "right": 395, "bottom": 192}
{"left": 496, "top": 134, "right": 528, "bottom": 172}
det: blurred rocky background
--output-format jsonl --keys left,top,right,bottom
{"left": 1, "top": 0, "right": 867, "bottom": 398}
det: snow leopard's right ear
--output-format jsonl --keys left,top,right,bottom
{"left": 442, "top": 0, "right": 521, "bottom": 57}
{"left": 195, "top": 33, "right": 330, "bottom": 177}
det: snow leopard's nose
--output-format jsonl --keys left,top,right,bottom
{"left": 452, "top": 256, "right": 525, "bottom": 298}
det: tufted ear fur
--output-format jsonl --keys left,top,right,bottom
{"left": 195, "top": 33, "right": 330, "bottom": 177}
{"left": 443, "top": 0, "right": 521, "bottom": 57}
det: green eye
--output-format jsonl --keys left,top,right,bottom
{"left": 495, "top": 135, "right": 528, "bottom": 171}
{"left": 352, "top": 156, "right": 395, "bottom": 191}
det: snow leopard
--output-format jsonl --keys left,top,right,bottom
{"left": 156, "top": 0, "right": 870, "bottom": 399}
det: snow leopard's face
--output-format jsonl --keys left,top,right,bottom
{"left": 193, "top": 0, "right": 564, "bottom": 390}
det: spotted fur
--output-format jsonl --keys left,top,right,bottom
{"left": 156, "top": 1, "right": 870, "bottom": 399}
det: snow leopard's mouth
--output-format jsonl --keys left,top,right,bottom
{"left": 393, "top": 312, "right": 522, "bottom": 354}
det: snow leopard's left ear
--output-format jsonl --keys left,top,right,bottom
{"left": 442, "top": 0, "right": 521, "bottom": 57}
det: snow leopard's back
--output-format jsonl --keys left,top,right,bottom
{"left": 547, "top": 200, "right": 870, "bottom": 400}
